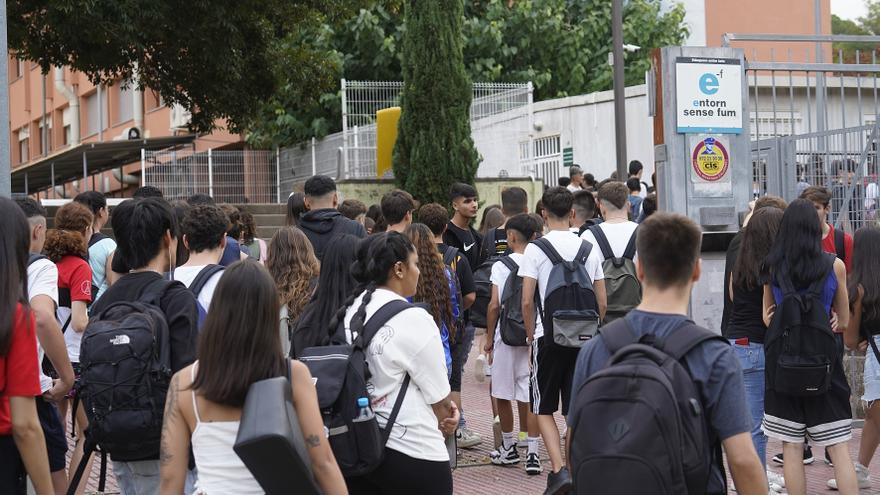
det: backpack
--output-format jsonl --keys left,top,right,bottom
{"left": 298, "top": 299, "right": 415, "bottom": 478}
{"left": 471, "top": 229, "right": 503, "bottom": 328}
{"left": 764, "top": 254, "right": 838, "bottom": 397}
{"left": 88, "top": 232, "right": 110, "bottom": 248}
{"left": 77, "top": 277, "right": 175, "bottom": 460}
{"left": 442, "top": 246, "right": 467, "bottom": 337}
{"left": 833, "top": 228, "right": 846, "bottom": 265}
{"left": 570, "top": 318, "right": 727, "bottom": 495}
{"left": 588, "top": 225, "right": 641, "bottom": 323}
{"left": 498, "top": 256, "right": 535, "bottom": 347}
{"left": 533, "top": 238, "right": 600, "bottom": 348}
{"left": 181, "top": 264, "right": 224, "bottom": 330}
{"left": 28, "top": 253, "right": 48, "bottom": 267}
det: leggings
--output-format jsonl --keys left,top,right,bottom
{"left": 347, "top": 448, "right": 453, "bottom": 495}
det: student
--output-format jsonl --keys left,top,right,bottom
{"left": 381, "top": 189, "right": 415, "bottom": 233}
{"left": 828, "top": 225, "right": 880, "bottom": 490}
{"left": 727, "top": 207, "right": 785, "bottom": 488}
{"left": 133, "top": 186, "right": 164, "bottom": 199}
{"left": 580, "top": 182, "right": 638, "bottom": 259}
{"left": 16, "top": 198, "right": 75, "bottom": 495}
{"left": 637, "top": 192, "right": 658, "bottom": 223}
{"left": 366, "top": 204, "right": 387, "bottom": 234}
{"left": 583, "top": 173, "right": 597, "bottom": 192}
{"left": 338, "top": 199, "right": 367, "bottom": 224}
{"left": 625, "top": 178, "right": 643, "bottom": 220}
{"left": 267, "top": 227, "right": 320, "bottom": 357}
{"left": 218, "top": 204, "right": 250, "bottom": 266}
{"left": 628, "top": 160, "right": 648, "bottom": 198}
{"left": 484, "top": 214, "right": 542, "bottom": 475}
{"left": 0, "top": 198, "right": 54, "bottom": 495}
{"left": 568, "top": 212, "right": 767, "bottom": 495}
{"left": 73, "top": 191, "right": 116, "bottom": 301}
{"left": 571, "top": 190, "right": 600, "bottom": 235}
{"left": 332, "top": 232, "right": 459, "bottom": 494}
{"left": 567, "top": 165, "right": 585, "bottom": 193}
{"left": 290, "top": 235, "right": 359, "bottom": 358}
{"left": 443, "top": 183, "right": 484, "bottom": 274}
{"left": 761, "top": 199, "right": 858, "bottom": 495}
{"left": 801, "top": 186, "right": 853, "bottom": 272}
{"left": 482, "top": 187, "right": 528, "bottom": 260}
{"left": 419, "top": 203, "right": 481, "bottom": 448}
{"left": 299, "top": 175, "right": 367, "bottom": 260}
{"left": 287, "top": 192, "right": 307, "bottom": 227}
{"left": 159, "top": 260, "right": 347, "bottom": 495}
{"left": 478, "top": 206, "right": 504, "bottom": 237}
{"left": 173, "top": 204, "right": 228, "bottom": 312}
{"left": 405, "top": 224, "right": 454, "bottom": 377}
{"left": 90, "top": 198, "right": 199, "bottom": 494}
{"left": 239, "top": 211, "right": 267, "bottom": 264}
{"left": 519, "top": 187, "right": 607, "bottom": 494}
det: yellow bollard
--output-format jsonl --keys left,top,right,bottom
{"left": 376, "top": 107, "right": 401, "bottom": 178}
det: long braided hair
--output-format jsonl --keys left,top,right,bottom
{"left": 405, "top": 224, "right": 453, "bottom": 331}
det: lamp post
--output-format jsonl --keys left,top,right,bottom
{"left": 611, "top": 0, "right": 627, "bottom": 181}
{"left": 0, "top": 0, "right": 10, "bottom": 197}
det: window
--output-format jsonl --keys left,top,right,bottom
{"left": 38, "top": 118, "right": 52, "bottom": 155}
{"left": 750, "top": 112, "right": 801, "bottom": 140}
{"left": 116, "top": 81, "right": 134, "bottom": 124}
{"left": 85, "top": 90, "right": 106, "bottom": 136}
{"left": 62, "top": 107, "right": 72, "bottom": 145}
{"left": 18, "top": 127, "right": 29, "bottom": 164}
{"left": 10, "top": 56, "right": 23, "bottom": 79}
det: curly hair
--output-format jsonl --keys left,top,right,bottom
{"left": 405, "top": 223, "right": 454, "bottom": 336}
{"left": 182, "top": 204, "right": 228, "bottom": 253}
{"left": 240, "top": 211, "right": 258, "bottom": 245}
{"left": 44, "top": 202, "right": 92, "bottom": 262}
{"left": 267, "top": 227, "right": 320, "bottom": 322}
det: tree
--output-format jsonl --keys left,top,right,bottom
{"left": 9, "top": 0, "right": 358, "bottom": 134}
{"left": 831, "top": 14, "right": 874, "bottom": 63}
{"left": 392, "top": 0, "right": 480, "bottom": 205}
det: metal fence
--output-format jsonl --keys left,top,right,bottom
{"left": 143, "top": 149, "right": 279, "bottom": 203}
{"left": 277, "top": 132, "right": 345, "bottom": 197}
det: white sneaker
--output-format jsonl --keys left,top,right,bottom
{"left": 456, "top": 427, "right": 483, "bottom": 449}
{"left": 766, "top": 470, "right": 785, "bottom": 488}
{"left": 474, "top": 354, "right": 487, "bottom": 383}
{"left": 827, "top": 461, "right": 871, "bottom": 490}
{"left": 489, "top": 442, "right": 520, "bottom": 465}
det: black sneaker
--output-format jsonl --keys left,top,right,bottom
{"left": 825, "top": 448, "right": 833, "bottom": 467}
{"left": 544, "top": 467, "right": 572, "bottom": 495}
{"left": 526, "top": 452, "right": 543, "bottom": 475}
{"left": 772, "top": 446, "right": 814, "bottom": 466}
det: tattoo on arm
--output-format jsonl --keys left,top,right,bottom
{"left": 160, "top": 373, "right": 180, "bottom": 466}
{"left": 305, "top": 434, "right": 321, "bottom": 448}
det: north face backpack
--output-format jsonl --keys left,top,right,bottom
{"left": 533, "top": 238, "right": 599, "bottom": 348}
{"left": 498, "top": 256, "right": 535, "bottom": 347}
{"left": 299, "top": 299, "right": 415, "bottom": 477}
{"left": 570, "top": 319, "right": 727, "bottom": 495}
{"left": 588, "top": 225, "right": 641, "bottom": 323}
{"left": 77, "top": 277, "right": 175, "bottom": 460}
{"left": 764, "top": 254, "right": 839, "bottom": 397}
{"left": 182, "top": 264, "right": 224, "bottom": 330}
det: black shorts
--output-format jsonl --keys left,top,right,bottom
{"left": 36, "top": 397, "right": 67, "bottom": 472}
{"left": 531, "top": 337, "right": 580, "bottom": 416}
{"left": 0, "top": 435, "right": 26, "bottom": 495}
{"left": 347, "top": 447, "right": 452, "bottom": 495}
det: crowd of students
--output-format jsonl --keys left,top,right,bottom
{"left": 1, "top": 164, "right": 878, "bottom": 495}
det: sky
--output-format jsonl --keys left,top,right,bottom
{"left": 832, "top": 0, "right": 869, "bottom": 21}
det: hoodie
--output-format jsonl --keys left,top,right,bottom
{"left": 299, "top": 208, "right": 367, "bottom": 260}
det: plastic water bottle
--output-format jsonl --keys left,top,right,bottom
{"left": 354, "top": 397, "right": 374, "bottom": 422}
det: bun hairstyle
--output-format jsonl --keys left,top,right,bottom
{"left": 329, "top": 232, "right": 415, "bottom": 338}
{"left": 44, "top": 201, "right": 93, "bottom": 262}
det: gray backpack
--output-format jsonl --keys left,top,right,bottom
{"left": 588, "top": 225, "right": 641, "bottom": 324}
{"left": 498, "top": 256, "right": 538, "bottom": 347}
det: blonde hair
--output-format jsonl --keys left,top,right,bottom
{"left": 266, "top": 227, "right": 320, "bottom": 322}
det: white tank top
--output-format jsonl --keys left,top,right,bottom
{"left": 190, "top": 364, "right": 264, "bottom": 494}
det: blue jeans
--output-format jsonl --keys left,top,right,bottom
{"left": 731, "top": 340, "right": 767, "bottom": 468}
{"left": 113, "top": 460, "right": 196, "bottom": 495}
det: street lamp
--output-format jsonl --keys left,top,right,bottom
{"left": 611, "top": 0, "right": 627, "bottom": 181}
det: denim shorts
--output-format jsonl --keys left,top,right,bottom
{"left": 448, "top": 324, "right": 475, "bottom": 392}
{"left": 864, "top": 335, "right": 880, "bottom": 403}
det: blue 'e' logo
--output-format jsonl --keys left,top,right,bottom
{"left": 699, "top": 73, "right": 719, "bottom": 95}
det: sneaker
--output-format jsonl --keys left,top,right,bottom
{"left": 490, "top": 443, "right": 520, "bottom": 466}
{"left": 771, "top": 445, "right": 813, "bottom": 465}
{"left": 517, "top": 431, "right": 528, "bottom": 450}
{"left": 827, "top": 461, "right": 871, "bottom": 490}
{"left": 456, "top": 427, "right": 483, "bottom": 449}
{"left": 526, "top": 452, "right": 543, "bottom": 475}
{"left": 824, "top": 448, "right": 833, "bottom": 467}
{"left": 544, "top": 467, "right": 572, "bottom": 495}
{"left": 766, "top": 470, "right": 785, "bottom": 489}
{"left": 474, "top": 354, "right": 487, "bottom": 383}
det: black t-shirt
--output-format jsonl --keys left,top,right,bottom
{"left": 727, "top": 283, "right": 767, "bottom": 344}
{"left": 720, "top": 231, "right": 743, "bottom": 338}
{"left": 436, "top": 243, "right": 476, "bottom": 297}
{"left": 443, "top": 221, "right": 484, "bottom": 272}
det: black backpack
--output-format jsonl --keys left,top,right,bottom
{"left": 570, "top": 319, "right": 727, "bottom": 494}
{"left": 299, "top": 299, "right": 415, "bottom": 477}
{"left": 588, "top": 225, "right": 641, "bottom": 323}
{"left": 764, "top": 254, "right": 838, "bottom": 397}
{"left": 472, "top": 229, "right": 507, "bottom": 328}
{"left": 498, "top": 256, "right": 536, "bottom": 347}
{"left": 533, "top": 238, "right": 599, "bottom": 348}
{"left": 77, "top": 278, "right": 175, "bottom": 459}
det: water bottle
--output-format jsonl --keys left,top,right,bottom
{"left": 354, "top": 397, "right": 374, "bottom": 422}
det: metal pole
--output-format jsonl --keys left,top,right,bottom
{"left": 0, "top": 1, "right": 12, "bottom": 197}
{"left": 815, "top": 0, "right": 826, "bottom": 133}
{"left": 82, "top": 152, "right": 88, "bottom": 191}
{"left": 611, "top": 0, "right": 628, "bottom": 180}
{"left": 97, "top": 84, "right": 104, "bottom": 142}
{"left": 42, "top": 74, "right": 47, "bottom": 156}
{"left": 311, "top": 137, "right": 317, "bottom": 176}
{"left": 207, "top": 148, "right": 214, "bottom": 198}
{"left": 527, "top": 82, "right": 535, "bottom": 176}
{"left": 275, "top": 146, "right": 281, "bottom": 203}
{"left": 50, "top": 163, "right": 55, "bottom": 197}
{"left": 340, "top": 79, "right": 349, "bottom": 179}
{"left": 140, "top": 148, "right": 146, "bottom": 187}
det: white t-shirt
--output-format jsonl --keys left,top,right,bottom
{"left": 343, "top": 288, "right": 451, "bottom": 462}
{"left": 173, "top": 265, "right": 224, "bottom": 312}
{"left": 89, "top": 237, "right": 116, "bottom": 302}
{"left": 27, "top": 257, "right": 59, "bottom": 393}
{"left": 518, "top": 230, "right": 605, "bottom": 338}
{"left": 566, "top": 184, "right": 583, "bottom": 193}
{"left": 580, "top": 221, "right": 639, "bottom": 260}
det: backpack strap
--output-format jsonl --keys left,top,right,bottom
{"left": 655, "top": 321, "right": 726, "bottom": 361}
{"left": 833, "top": 228, "right": 845, "bottom": 263}
{"left": 138, "top": 276, "right": 175, "bottom": 306}
{"left": 806, "top": 253, "right": 837, "bottom": 298}
{"left": 28, "top": 253, "right": 48, "bottom": 267}
{"left": 532, "top": 238, "right": 564, "bottom": 265}
{"left": 357, "top": 299, "right": 415, "bottom": 350}
{"left": 381, "top": 374, "right": 411, "bottom": 445}
{"left": 89, "top": 232, "right": 110, "bottom": 248}
{"left": 622, "top": 227, "right": 638, "bottom": 261}
{"left": 574, "top": 240, "right": 593, "bottom": 265}
{"left": 599, "top": 319, "right": 639, "bottom": 355}
{"left": 587, "top": 225, "right": 615, "bottom": 261}
{"left": 443, "top": 246, "right": 458, "bottom": 268}
{"left": 189, "top": 265, "right": 224, "bottom": 298}
{"left": 499, "top": 255, "right": 518, "bottom": 273}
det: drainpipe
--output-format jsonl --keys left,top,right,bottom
{"left": 53, "top": 66, "right": 80, "bottom": 146}
{"left": 132, "top": 65, "right": 144, "bottom": 133}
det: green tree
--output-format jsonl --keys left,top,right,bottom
{"left": 9, "top": 0, "right": 359, "bottom": 134}
{"left": 392, "top": 0, "right": 480, "bottom": 205}
{"left": 831, "top": 14, "right": 874, "bottom": 63}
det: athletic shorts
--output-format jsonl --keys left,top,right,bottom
{"left": 863, "top": 335, "right": 880, "bottom": 403}
{"left": 35, "top": 397, "right": 67, "bottom": 472}
{"left": 531, "top": 337, "right": 580, "bottom": 416}
{"left": 490, "top": 332, "right": 530, "bottom": 403}
{"left": 762, "top": 342, "right": 853, "bottom": 447}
